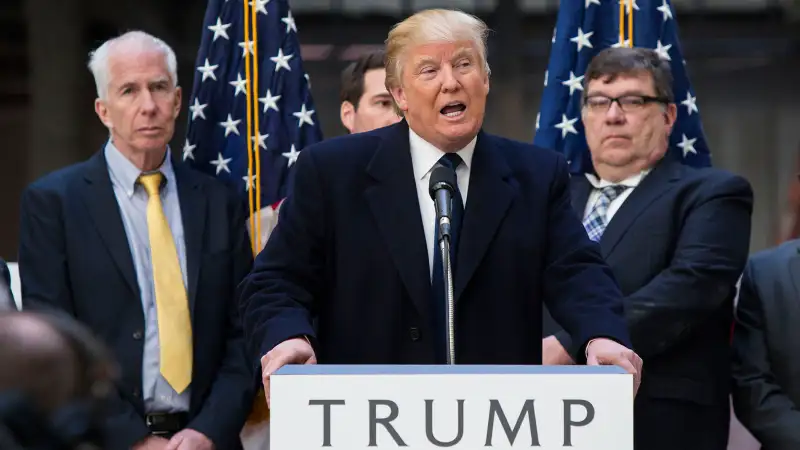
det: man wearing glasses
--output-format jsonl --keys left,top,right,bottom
{"left": 542, "top": 47, "right": 753, "bottom": 450}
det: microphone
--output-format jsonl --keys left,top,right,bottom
{"left": 428, "top": 165, "right": 457, "bottom": 242}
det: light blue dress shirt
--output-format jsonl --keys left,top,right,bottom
{"left": 105, "top": 142, "right": 191, "bottom": 413}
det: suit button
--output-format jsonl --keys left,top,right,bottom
{"left": 132, "top": 330, "right": 143, "bottom": 340}
{"left": 132, "top": 388, "right": 141, "bottom": 398}
{"left": 409, "top": 327, "right": 421, "bottom": 341}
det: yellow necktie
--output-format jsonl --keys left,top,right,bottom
{"left": 139, "top": 172, "right": 193, "bottom": 394}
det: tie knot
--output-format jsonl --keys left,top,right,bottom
{"left": 599, "top": 185, "right": 628, "bottom": 202}
{"left": 138, "top": 172, "right": 164, "bottom": 197}
{"left": 438, "top": 153, "right": 463, "bottom": 170}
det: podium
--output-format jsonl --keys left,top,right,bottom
{"left": 270, "top": 365, "right": 633, "bottom": 450}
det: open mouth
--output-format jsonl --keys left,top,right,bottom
{"left": 440, "top": 102, "right": 466, "bottom": 118}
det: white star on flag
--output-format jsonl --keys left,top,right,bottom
{"left": 282, "top": 145, "right": 300, "bottom": 167}
{"left": 282, "top": 11, "right": 297, "bottom": 33}
{"left": 555, "top": 114, "right": 579, "bottom": 138}
{"left": 570, "top": 28, "right": 594, "bottom": 52}
{"left": 230, "top": 73, "right": 247, "bottom": 97}
{"left": 562, "top": 71, "right": 584, "bottom": 96}
{"left": 677, "top": 134, "right": 697, "bottom": 157}
{"left": 250, "top": 0, "right": 269, "bottom": 15}
{"left": 271, "top": 48, "right": 293, "bottom": 72}
{"left": 681, "top": 92, "right": 698, "bottom": 115}
{"left": 208, "top": 18, "right": 231, "bottom": 41}
{"left": 219, "top": 114, "right": 241, "bottom": 137}
{"left": 242, "top": 174, "right": 258, "bottom": 191}
{"left": 183, "top": 141, "right": 196, "bottom": 161}
{"left": 620, "top": 0, "right": 640, "bottom": 13}
{"left": 259, "top": 90, "right": 281, "bottom": 113}
{"left": 197, "top": 59, "right": 218, "bottom": 82}
{"left": 239, "top": 40, "right": 255, "bottom": 57}
{"left": 657, "top": 0, "right": 673, "bottom": 22}
{"left": 293, "top": 104, "right": 315, "bottom": 128}
{"left": 189, "top": 98, "right": 207, "bottom": 121}
{"left": 210, "top": 152, "right": 232, "bottom": 175}
{"left": 252, "top": 132, "right": 269, "bottom": 150}
{"left": 655, "top": 40, "right": 672, "bottom": 61}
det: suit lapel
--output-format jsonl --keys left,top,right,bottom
{"left": 570, "top": 175, "right": 592, "bottom": 216}
{"left": 173, "top": 161, "right": 206, "bottom": 318}
{"left": 453, "top": 132, "right": 514, "bottom": 301}
{"left": 365, "top": 121, "right": 433, "bottom": 319}
{"left": 600, "top": 158, "right": 682, "bottom": 257}
{"left": 81, "top": 151, "right": 139, "bottom": 297}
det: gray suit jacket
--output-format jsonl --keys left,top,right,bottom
{"left": 732, "top": 240, "right": 800, "bottom": 449}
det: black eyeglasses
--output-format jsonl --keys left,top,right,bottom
{"left": 583, "top": 95, "right": 669, "bottom": 113}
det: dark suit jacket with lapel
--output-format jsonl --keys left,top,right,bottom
{"left": 17, "top": 150, "right": 255, "bottom": 450}
{"left": 543, "top": 155, "right": 753, "bottom": 450}
{"left": 732, "top": 240, "right": 800, "bottom": 449}
{"left": 239, "top": 120, "right": 631, "bottom": 368}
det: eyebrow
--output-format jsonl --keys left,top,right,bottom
{"left": 413, "top": 48, "right": 475, "bottom": 68}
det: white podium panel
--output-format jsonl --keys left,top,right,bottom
{"left": 271, "top": 365, "right": 633, "bottom": 450}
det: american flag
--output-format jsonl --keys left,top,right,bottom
{"left": 534, "top": 0, "right": 710, "bottom": 174}
{"left": 184, "top": 0, "right": 323, "bottom": 223}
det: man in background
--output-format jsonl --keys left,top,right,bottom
{"left": 0, "top": 310, "right": 116, "bottom": 449}
{"left": 18, "top": 31, "right": 253, "bottom": 449}
{"left": 339, "top": 50, "right": 400, "bottom": 134}
{"left": 542, "top": 47, "right": 753, "bottom": 450}
{"left": 732, "top": 239, "right": 800, "bottom": 449}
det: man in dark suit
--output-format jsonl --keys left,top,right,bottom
{"left": 18, "top": 31, "right": 253, "bottom": 450}
{"left": 542, "top": 47, "right": 753, "bottom": 450}
{"left": 731, "top": 240, "right": 800, "bottom": 449}
{"left": 239, "top": 9, "right": 642, "bottom": 404}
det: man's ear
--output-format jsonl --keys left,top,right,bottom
{"left": 664, "top": 102, "right": 678, "bottom": 135}
{"left": 95, "top": 98, "right": 112, "bottom": 129}
{"left": 389, "top": 86, "right": 408, "bottom": 113}
{"left": 340, "top": 101, "right": 356, "bottom": 133}
{"left": 173, "top": 86, "right": 182, "bottom": 118}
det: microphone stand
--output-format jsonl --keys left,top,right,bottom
{"left": 438, "top": 223, "right": 456, "bottom": 365}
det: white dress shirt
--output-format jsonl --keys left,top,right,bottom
{"left": 582, "top": 169, "right": 651, "bottom": 221}
{"left": 408, "top": 128, "right": 476, "bottom": 277}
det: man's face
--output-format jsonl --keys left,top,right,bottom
{"left": 389, "top": 40, "right": 489, "bottom": 152}
{"left": 94, "top": 49, "right": 181, "bottom": 156}
{"left": 582, "top": 72, "right": 676, "bottom": 171}
{"left": 341, "top": 68, "right": 400, "bottom": 134}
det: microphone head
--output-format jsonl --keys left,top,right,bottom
{"left": 429, "top": 165, "right": 457, "bottom": 200}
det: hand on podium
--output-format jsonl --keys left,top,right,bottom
{"left": 586, "top": 338, "right": 643, "bottom": 395}
{"left": 261, "top": 337, "right": 317, "bottom": 407}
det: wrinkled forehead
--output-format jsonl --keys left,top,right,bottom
{"left": 586, "top": 71, "right": 656, "bottom": 96}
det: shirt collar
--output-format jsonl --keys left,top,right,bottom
{"left": 104, "top": 141, "right": 175, "bottom": 198}
{"left": 585, "top": 168, "right": 650, "bottom": 189}
{"left": 408, "top": 127, "right": 476, "bottom": 180}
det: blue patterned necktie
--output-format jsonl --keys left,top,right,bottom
{"left": 583, "top": 185, "right": 628, "bottom": 242}
{"left": 431, "top": 153, "right": 464, "bottom": 362}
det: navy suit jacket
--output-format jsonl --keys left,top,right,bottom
{"left": 18, "top": 150, "right": 255, "bottom": 450}
{"left": 239, "top": 120, "right": 631, "bottom": 368}
{"left": 543, "top": 156, "right": 752, "bottom": 449}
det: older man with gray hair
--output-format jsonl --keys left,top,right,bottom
{"left": 239, "top": 8, "right": 642, "bottom": 405}
{"left": 18, "top": 30, "right": 254, "bottom": 449}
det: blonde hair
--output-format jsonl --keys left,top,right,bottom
{"left": 384, "top": 9, "right": 491, "bottom": 113}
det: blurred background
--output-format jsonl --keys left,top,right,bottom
{"left": 0, "top": 0, "right": 798, "bottom": 258}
